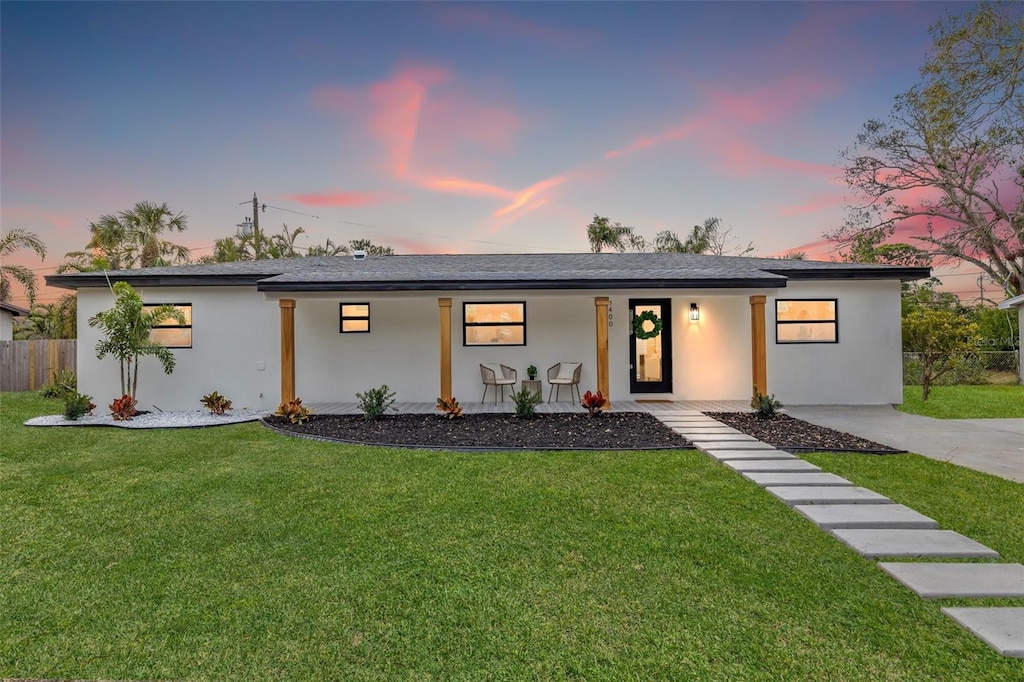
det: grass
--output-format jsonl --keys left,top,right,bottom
{"left": 2, "top": 392, "right": 1023, "bottom": 680}
{"left": 899, "top": 384, "right": 1024, "bottom": 419}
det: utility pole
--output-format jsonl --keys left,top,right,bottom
{"left": 252, "top": 192, "right": 262, "bottom": 257}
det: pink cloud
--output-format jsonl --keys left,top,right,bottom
{"left": 286, "top": 191, "right": 402, "bottom": 207}
{"left": 384, "top": 235, "right": 453, "bottom": 254}
{"left": 416, "top": 176, "right": 514, "bottom": 200}
{"left": 1, "top": 204, "right": 77, "bottom": 231}
{"left": 777, "top": 192, "right": 848, "bottom": 217}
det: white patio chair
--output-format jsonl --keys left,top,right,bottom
{"left": 480, "top": 363, "right": 518, "bottom": 403}
{"left": 547, "top": 362, "right": 582, "bottom": 403}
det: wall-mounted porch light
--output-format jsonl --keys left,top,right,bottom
{"left": 689, "top": 302, "right": 700, "bottom": 321}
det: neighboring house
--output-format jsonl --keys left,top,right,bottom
{"left": 997, "top": 294, "right": 1024, "bottom": 383}
{"left": 0, "top": 301, "right": 29, "bottom": 341}
{"left": 47, "top": 253, "right": 930, "bottom": 411}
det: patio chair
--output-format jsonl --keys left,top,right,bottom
{"left": 547, "top": 362, "right": 582, "bottom": 403}
{"left": 480, "top": 363, "right": 518, "bottom": 403}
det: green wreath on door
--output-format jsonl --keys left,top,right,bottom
{"left": 632, "top": 310, "right": 663, "bottom": 339}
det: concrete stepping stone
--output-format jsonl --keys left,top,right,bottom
{"left": 743, "top": 472, "right": 853, "bottom": 487}
{"left": 767, "top": 486, "right": 892, "bottom": 506}
{"left": 880, "top": 563, "right": 1024, "bottom": 598}
{"left": 705, "top": 449, "right": 795, "bottom": 461}
{"left": 795, "top": 503, "right": 937, "bottom": 529}
{"left": 830, "top": 529, "right": 999, "bottom": 559}
{"left": 942, "top": 608, "right": 1024, "bottom": 658}
{"left": 671, "top": 427, "right": 741, "bottom": 435}
{"left": 725, "top": 459, "right": 822, "bottom": 473}
{"left": 693, "top": 440, "right": 777, "bottom": 451}
{"left": 685, "top": 432, "right": 757, "bottom": 441}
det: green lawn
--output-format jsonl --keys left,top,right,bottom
{"left": 2, "top": 392, "right": 1023, "bottom": 680}
{"left": 899, "top": 384, "right": 1024, "bottom": 418}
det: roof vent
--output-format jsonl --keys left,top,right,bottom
{"left": 352, "top": 250, "right": 367, "bottom": 261}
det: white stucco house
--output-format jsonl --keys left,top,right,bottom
{"left": 997, "top": 293, "right": 1024, "bottom": 383}
{"left": 0, "top": 301, "right": 29, "bottom": 341}
{"left": 47, "top": 252, "right": 930, "bottom": 412}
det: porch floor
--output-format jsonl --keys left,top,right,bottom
{"left": 307, "top": 399, "right": 752, "bottom": 415}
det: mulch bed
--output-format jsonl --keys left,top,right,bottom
{"left": 264, "top": 412, "right": 693, "bottom": 450}
{"left": 706, "top": 412, "right": 902, "bottom": 454}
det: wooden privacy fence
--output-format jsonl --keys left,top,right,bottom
{"left": 0, "top": 340, "right": 77, "bottom": 392}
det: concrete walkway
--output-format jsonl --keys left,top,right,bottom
{"left": 785, "top": 405, "right": 1024, "bottom": 483}
{"left": 650, "top": 409, "right": 1023, "bottom": 658}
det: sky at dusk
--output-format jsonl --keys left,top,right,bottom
{"left": 1, "top": 0, "right": 990, "bottom": 305}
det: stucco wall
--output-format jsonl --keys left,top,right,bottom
{"left": 766, "top": 280, "right": 903, "bottom": 405}
{"left": 75, "top": 279, "right": 906, "bottom": 410}
{"left": 77, "top": 286, "right": 280, "bottom": 412}
{"left": 0, "top": 310, "right": 14, "bottom": 341}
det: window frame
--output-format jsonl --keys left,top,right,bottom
{"left": 339, "top": 302, "right": 371, "bottom": 334}
{"left": 144, "top": 302, "right": 192, "bottom": 349}
{"left": 462, "top": 301, "right": 527, "bottom": 347}
{"left": 774, "top": 298, "right": 839, "bottom": 345}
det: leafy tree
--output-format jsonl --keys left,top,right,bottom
{"left": 88, "top": 281, "right": 185, "bottom": 401}
{"left": 586, "top": 215, "right": 638, "bottom": 252}
{"left": 588, "top": 215, "right": 754, "bottom": 255}
{"left": 834, "top": 225, "right": 932, "bottom": 267}
{"left": 14, "top": 294, "right": 77, "bottom": 340}
{"left": 306, "top": 238, "right": 349, "bottom": 257}
{"left": 830, "top": 3, "right": 1024, "bottom": 297}
{"left": 347, "top": 238, "right": 395, "bottom": 256}
{"left": 903, "top": 307, "right": 980, "bottom": 400}
{"left": 0, "top": 229, "right": 47, "bottom": 304}
{"left": 969, "top": 304, "right": 1019, "bottom": 351}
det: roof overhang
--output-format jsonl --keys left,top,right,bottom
{"left": 998, "top": 294, "right": 1024, "bottom": 310}
{"left": 254, "top": 277, "right": 789, "bottom": 293}
{"left": 764, "top": 266, "right": 931, "bottom": 282}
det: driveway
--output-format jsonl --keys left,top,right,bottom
{"left": 786, "top": 405, "right": 1024, "bottom": 483}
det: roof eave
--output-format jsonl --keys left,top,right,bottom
{"left": 767, "top": 266, "right": 932, "bottom": 282}
{"left": 255, "top": 278, "right": 788, "bottom": 293}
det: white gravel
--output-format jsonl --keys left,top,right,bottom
{"left": 25, "top": 409, "right": 269, "bottom": 429}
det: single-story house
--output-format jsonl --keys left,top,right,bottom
{"left": 997, "top": 293, "right": 1024, "bottom": 383}
{"left": 0, "top": 301, "right": 30, "bottom": 341}
{"left": 47, "top": 252, "right": 930, "bottom": 412}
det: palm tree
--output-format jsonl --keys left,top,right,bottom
{"left": 0, "top": 229, "right": 47, "bottom": 304}
{"left": 306, "top": 238, "right": 348, "bottom": 257}
{"left": 121, "top": 201, "right": 190, "bottom": 267}
{"left": 586, "top": 215, "right": 636, "bottom": 252}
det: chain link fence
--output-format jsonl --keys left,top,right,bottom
{"left": 903, "top": 351, "right": 1020, "bottom": 386}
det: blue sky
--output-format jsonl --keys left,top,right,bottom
{"left": 2, "top": 1, "right": 982, "bottom": 303}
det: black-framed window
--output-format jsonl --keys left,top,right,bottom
{"left": 776, "top": 299, "right": 838, "bottom": 344}
{"left": 463, "top": 302, "right": 526, "bottom": 346}
{"left": 143, "top": 303, "right": 192, "bottom": 348}
{"left": 340, "top": 303, "right": 370, "bottom": 333}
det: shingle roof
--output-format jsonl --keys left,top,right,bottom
{"left": 0, "top": 301, "right": 30, "bottom": 316}
{"left": 46, "top": 252, "right": 931, "bottom": 292}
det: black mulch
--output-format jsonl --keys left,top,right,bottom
{"left": 706, "top": 412, "right": 902, "bottom": 454}
{"left": 263, "top": 412, "right": 694, "bottom": 450}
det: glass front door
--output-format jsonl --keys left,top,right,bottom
{"left": 629, "top": 299, "right": 673, "bottom": 393}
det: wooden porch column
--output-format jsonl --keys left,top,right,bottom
{"left": 749, "top": 295, "right": 767, "bottom": 395}
{"left": 438, "top": 298, "right": 452, "bottom": 401}
{"left": 280, "top": 299, "right": 296, "bottom": 405}
{"left": 595, "top": 297, "right": 610, "bottom": 407}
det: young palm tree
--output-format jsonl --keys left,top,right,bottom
{"left": 89, "top": 281, "right": 184, "bottom": 400}
{"left": 0, "top": 228, "right": 47, "bottom": 304}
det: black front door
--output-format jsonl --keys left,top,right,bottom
{"left": 629, "top": 299, "right": 673, "bottom": 393}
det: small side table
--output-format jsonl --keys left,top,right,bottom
{"left": 520, "top": 379, "right": 542, "bottom": 397}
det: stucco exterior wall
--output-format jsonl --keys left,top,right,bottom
{"left": 77, "top": 286, "right": 280, "bottom": 412}
{"left": 0, "top": 310, "right": 14, "bottom": 341}
{"left": 75, "top": 278, "right": 906, "bottom": 410}
{"left": 1019, "top": 307, "right": 1023, "bottom": 383}
{"left": 766, "top": 280, "right": 903, "bottom": 405}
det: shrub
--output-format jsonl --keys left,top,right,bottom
{"left": 527, "top": 364, "right": 538, "bottom": 380}
{"left": 200, "top": 391, "right": 233, "bottom": 415}
{"left": 581, "top": 390, "right": 607, "bottom": 417}
{"left": 40, "top": 369, "right": 77, "bottom": 399}
{"left": 275, "top": 398, "right": 312, "bottom": 424}
{"left": 63, "top": 392, "right": 95, "bottom": 421}
{"left": 903, "top": 353, "right": 987, "bottom": 386}
{"left": 436, "top": 396, "right": 464, "bottom": 419}
{"left": 513, "top": 388, "right": 542, "bottom": 418}
{"left": 751, "top": 386, "right": 782, "bottom": 420}
{"left": 109, "top": 394, "right": 138, "bottom": 421}
{"left": 356, "top": 384, "right": 396, "bottom": 420}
